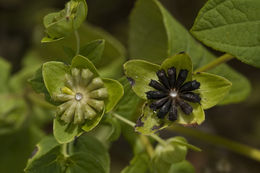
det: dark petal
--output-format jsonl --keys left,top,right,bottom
{"left": 149, "top": 80, "right": 168, "bottom": 92}
{"left": 175, "top": 69, "right": 188, "bottom": 89}
{"left": 156, "top": 69, "right": 170, "bottom": 89}
{"left": 167, "top": 67, "right": 176, "bottom": 88}
{"left": 149, "top": 97, "right": 169, "bottom": 110}
{"left": 168, "top": 104, "right": 178, "bottom": 121}
{"left": 146, "top": 91, "right": 168, "bottom": 99}
{"left": 180, "top": 92, "right": 201, "bottom": 103}
{"left": 180, "top": 80, "right": 200, "bottom": 92}
{"left": 157, "top": 99, "right": 172, "bottom": 119}
{"left": 178, "top": 100, "right": 193, "bottom": 115}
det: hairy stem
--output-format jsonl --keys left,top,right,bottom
{"left": 170, "top": 125, "right": 260, "bottom": 162}
{"left": 194, "top": 53, "right": 234, "bottom": 73}
{"left": 74, "top": 30, "right": 80, "bottom": 55}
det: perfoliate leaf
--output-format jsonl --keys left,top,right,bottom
{"left": 193, "top": 72, "right": 232, "bottom": 109}
{"left": 25, "top": 135, "right": 110, "bottom": 173}
{"left": 169, "top": 161, "right": 195, "bottom": 173}
{"left": 191, "top": 0, "right": 260, "bottom": 67}
{"left": 71, "top": 55, "right": 99, "bottom": 76}
{"left": 123, "top": 60, "right": 160, "bottom": 100}
{"left": 129, "top": 0, "right": 250, "bottom": 105}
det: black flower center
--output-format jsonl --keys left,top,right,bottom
{"left": 146, "top": 67, "right": 201, "bottom": 122}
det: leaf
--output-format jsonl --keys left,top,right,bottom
{"left": 43, "top": 0, "right": 88, "bottom": 41}
{"left": 103, "top": 78, "right": 124, "bottom": 113}
{"left": 42, "top": 61, "right": 70, "bottom": 97}
{"left": 37, "top": 23, "right": 126, "bottom": 78}
{"left": 129, "top": 0, "right": 250, "bottom": 104}
{"left": 0, "top": 57, "right": 11, "bottom": 93}
{"left": 161, "top": 53, "right": 193, "bottom": 82}
{"left": 135, "top": 103, "right": 204, "bottom": 135}
{"left": 121, "top": 153, "right": 150, "bottom": 173}
{"left": 80, "top": 39, "right": 105, "bottom": 64}
{"left": 191, "top": 0, "right": 260, "bottom": 67}
{"left": 169, "top": 161, "right": 195, "bottom": 173}
{"left": 71, "top": 55, "right": 99, "bottom": 76}
{"left": 25, "top": 135, "right": 110, "bottom": 173}
{"left": 53, "top": 118, "right": 81, "bottom": 144}
{"left": 123, "top": 60, "right": 160, "bottom": 100}
{"left": 29, "top": 66, "right": 47, "bottom": 94}
{"left": 81, "top": 109, "right": 105, "bottom": 132}
{"left": 152, "top": 137, "right": 188, "bottom": 173}
{"left": 193, "top": 72, "right": 232, "bottom": 109}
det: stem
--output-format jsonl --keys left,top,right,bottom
{"left": 74, "top": 30, "right": 80, "bottom": 55}
{"left": 111, "top": 112, "right": 135, "bottom": 127}
{"left": 140, "top": 136, "right": 155, "bottom": 157}
{"left": 194, "top": 54, "right": 234, "bottom": 73}
{"left": 170, "top": 125, "right": 260, "bottom": 162}
{"left": 62, "top": 143, "right": 69, "bottom": 158}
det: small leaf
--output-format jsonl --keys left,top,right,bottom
{"left": 103, "top": 78, "right": 124, "bottom": 113}
{"left": 25, "top": 135, "right": 110, "bottom": 173}
{"left": 124, "top": 60, "right": 160, "bottom": 100}
{"left": 42, "top": 61, "right": 70, "bottom": 97}
{"left": 80, "top": 39, "right": 105, "bottom": 64}
{"left": 169, "top": 161, "right": 195, "bottom": 173}
{"left": 121, "top": 153, "right": 150, "bottom": 173}
{"left": 193, "top": 72, "right": 232, "bottom": 109}
{"left": 161, "top": 53, "right": 193, "bottom": 82}
{"left": 191, "top": 0, "right": 260, "bottom": 67}
{"left": 0, "top": 57, "right": 11, "bottom": 93}
{"left": 71, "top": 55, "right": 99, "bottom": 76}
{"left": 28, "top": 66, "right": 47, "bottom": 94}
{"left": 53, "top": 118, "right": 81, "bottom": 144}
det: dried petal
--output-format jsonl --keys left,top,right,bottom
{"left": 178, "top": 100, "right": 193, "bottom": 115}
{"left": 61, "top": 103, "right": 76, "bottom": 123}
{"left": 87, "top": 99, "right": 104, "bottom": 112}
{"left": 56, "top": 100, "right": 74, "bottom": 116}
{"left": 156, "top": 69, "right": 170, "bottom": 89}
{"left": 157, "top": 99, "right": 172, "bottom": 119}
{"left": 167, "top": 67, "right": 176, "bottom": 88}
{"left": 146, "top": 91, "right": 168, "bottom": 100}
{"left": 175, "top": 69, "right": 188, "bottom": 89}
{"left": 180, "top": 92, "right": 201, "bottom": 103}
{"left": 74, "top": 104, "right": 84, "bottom": 124}
{"left": 87, "top": 77, "right": 104, "bottom": 91}
{"left": 53, "top": 93, "right": 74, "bottom": 102}
{"left": 71, "top": 68, "right": 81, "bottom": 85}
{"left": 89, "top": 88, "right": 108, "bottom": 99}
{"left": 180, "top": 80, "right": 200, "bottom": 92}
{"left": 81, "top": 68, "right": 93, "bottom": 86}
{"left": 149, "top": 97, "right": 169, "bottom": 110}
{"left": 84, "top": 104, "right": 96, "bottom": 119}
{"left": 149, "top": 79, "right": 168, "bottom": 92}
{"left": 168, "top": 104, "right": 178, "bottom": 121}
{"left": 65, "top": 74, "right": 74, "bottom": 88}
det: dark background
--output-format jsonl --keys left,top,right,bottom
{"left": 0, "top": 0, "right": 260, "bottom": 172}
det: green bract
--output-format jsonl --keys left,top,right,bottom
{"left": 124, "top": 53, "right": 232, "bottom": 135}
{"left": 42, "top": 0, "right": 87, "bottom": 42}
{"left": 42, "top": 55, "right": 123, "bottom": 143}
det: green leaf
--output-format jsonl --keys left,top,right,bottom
{"left": 135, "top": 103, "right": 205, "bottom": 135}
{"left": 29, "top": 66, "right": 47, "bottom": 94}
{"left": 169, "top": 161, "right": 195, "bottom": 173}
{"left": 25, "top": 135, "right": 110, "bottom": 173}
{"left": 103, "top": 78, "right": 124, "bottom": 113}
{"left": 81, "top": 109, "right": 105, "bottom": 132}
{"left": 121, "top": 153, "right": 150, "bottom": 173}
{"left": 53, "top": 118, "right": 81, "bottom": 144}
{"left": 161, "top": 53, "right": 193, "bottom": 82}
{"left": 42, "top": 61, "right": 70, "bottom": 97}
{"left": 36, "top": 23, "right": 126, "bottom": 78}
{"left": 43, "top": 0, "right": 88, "bottom": 41}
{"left": 123, "top": 60, "right": 160, "bottom": 100}
{"left": 71, "top": 55, "right": 99, "bottom": 76}
{"left": 191, "top": 0, "right": 260, "bottom": 67}
{"left": 193, "top": 72, "right": 232, "bottom": 109}
{"left": 0, "top": 57, "right": 11, "bottom": 93}
{"left": 152, "top": 137, "right": 188, "bottom": 173}
{"left": 80, "top": 39, "right": 105, "bottom": 64}
{"left": 129, "top": 0, "right": 250, "bottom": 104}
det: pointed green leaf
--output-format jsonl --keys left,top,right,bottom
{"left": 193, "top": 72, "right": 232, "bottom": 109}
{"left": 80, "top": 39, "right": 105, "bottom": 64}
{"left": 103, "top": 78, "right": 124, "bottom": 113}
{"left": 42, "top": 61, "right": 70, "bottom": 97}
{"left": 124, "top": 60, "right": 160, "bottom": 100}
{"left": 71, "top": 55, "right": 99, "bottom": 76}
{"left": 161, "top": 53, "right": 193, "bottom": 81}
{"left": 191, "top": 0, "right": 260, "bottom": 67}
{"left": 129, "top": 0, "right": 250, "bottom": 104}
{"left": 25, "top": 135, "right": 110, "bottom": 173}
{"left": 121, "top": 153, "right": 150, "bottom": 173}
{"left": 53, "top": 118, "right": 81, "bottom": 144}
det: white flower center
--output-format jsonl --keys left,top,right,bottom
{"left": 75, "top": 93, "right": 83, "bottom": 101}
{"left": 169, "top": 91, "right": 177, "bottom": 98}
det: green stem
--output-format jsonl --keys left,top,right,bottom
{"left": 111, "top": 112, "right": 135, "bottom": 127}
{"left": 194, "top": 54, "right": 234, "bottom": 73}
{"left": 140, "top": 135, "right": 155, "bottom": 157}
{"left": 170, "top": 125, "right": 260, "bottom": 162}
{"left": 74, "top": 30, "right": 80, "bottom": 55}
{"left": 62, "top": 143, "right": 69, "bottom": 158}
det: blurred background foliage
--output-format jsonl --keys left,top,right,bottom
{"left": 0, "top": 0, "right": 260, "bottom": 172}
